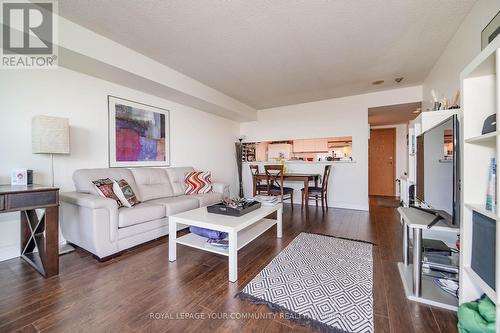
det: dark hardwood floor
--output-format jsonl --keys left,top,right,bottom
{"left": 0, "top": 197, "right": 458, "bottom": 333}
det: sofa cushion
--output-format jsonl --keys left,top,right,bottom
{"left": 149, "top": 195, "right": 199, "bottom": 216}
{"left": 185, "top": 171, "right": 213, "bottom": 194}
{"left": 113, "top": 179, "right": 140, "bottom": 207}
{"left": 130, "top": 168, "right": 174, "bottom": 201}
{"left": 118, "top": 202, "right": 166, "bottom": 228}
{"left": 92, "top": 178, "right": 124, "bottom": 207}
{"left": 188, "top": 192, "right": 223, "bottom": 207}
{"left": 165, "top": 167, "right": 195, "bottom": 196}
{"left": 73, "top": 168, "right": 140, "bottom": 198}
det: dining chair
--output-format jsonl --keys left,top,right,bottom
{"left": 249, "top": 164, "right": 268, "bottom": 195}
{"left": 301, "top": 165, "right": 332, "bottom": 211}
{"left": 264, "top": 165, "right": 294, "bottom": 208}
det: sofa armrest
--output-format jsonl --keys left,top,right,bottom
{"left": 212, "top": 182, "right": 229, "bottom": 195}
{"left": 60, "top": 191, "right": 120, "bottom": 256}
{"left": 60, "top": 191, "right": 119, "bottom": 210}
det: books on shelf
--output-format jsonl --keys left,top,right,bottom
{"left": 434, "top": 278, "right": 459, "bottom": 298}
{"left": 486, "top": 157, "right": 496, "bottom": 213}
{"left": 423, "top": 253, "right": 459, "bottom": 274}
{"left": 205, "top": 238, "right": 229, "bottom": 249}
{"left": 253, "top": 195, "right": 279, "bottom": 206}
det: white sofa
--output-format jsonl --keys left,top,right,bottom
{"left": 60, "top": 167, "right": 227, "bottom": 260}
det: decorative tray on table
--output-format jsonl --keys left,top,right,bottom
{"left": 207, "top": 199, "right": 261, "bottom": 217}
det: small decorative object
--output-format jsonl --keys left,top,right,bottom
{"left": 11, "top": 168, "right": 28, "bottom": 186}
{"left": 431, "top": 89, "right": 440, "bottom": 111}
{"left": 27, "top": 170, "right": 33, "bottom": 185}
{"left": 32, "top": 115, "right": 70, "bottom": 186}
{"left": 207, "top": 198, "right": 261, "bottom": 217}
{"left": 485, "top": 158, "right": 496, "bottom": 212}
{"left": 482, "top": 114, "right": 497, "bottom": 134}
{"left": 441, "top": 97, "right": 448, "bottom": 110}
{"left": 481, "top": 11, "right": 500, "bottom": 50}
{"left": 108, "top": 96, "right": 170, "bottom": 167}
{"left": 274, "top": 153, "right": 288, "bottom": 172}
{"left": 449, "top": 91, "right": 460, "bottom": 109}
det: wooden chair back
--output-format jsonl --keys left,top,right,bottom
{"left": 264, "top": 164, "right": 285, "bottom": 191}
{"left": 249, "top": 164, "right": 259, "bottom": 176}
{"left": 322, "top": 165, "right": 332, "bottom": 192}
{"left": 249, "top": 164, "right": 260, "bottom": 188}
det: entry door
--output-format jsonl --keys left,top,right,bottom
{"left": 369, "top": 128, "right": 396, "bottom": 196}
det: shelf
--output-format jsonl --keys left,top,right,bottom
{"left": 465, "top": 131, "right": 499, "bottom": 144}
{"left": 176, "top": 218, "right": 277, "bottom": 256}
{"left": 398, "top": 263, "right": 458, "bottom": 311}
{"left": 464, "top": 203, "right": 498, "bottom": 221}
{"left": 464, "top": 267, "right": 497, "bottom": 303}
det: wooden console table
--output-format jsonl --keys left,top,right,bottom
{"left": 0, "top": 185, "right": 59, "bottom": 277}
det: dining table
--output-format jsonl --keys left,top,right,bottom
{"left": 253, "top": 173, "right": 321, "bottom": 209}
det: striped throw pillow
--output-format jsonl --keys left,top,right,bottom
{"left": 185, "top": 171, "right": 212, "bottom": 194}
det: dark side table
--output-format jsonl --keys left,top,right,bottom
{"left": 0, "top": 185, "right": 59, "bottom": 277}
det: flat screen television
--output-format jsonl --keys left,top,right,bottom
{"left": 415, "top": 115, "right": 460, "bottom": 226}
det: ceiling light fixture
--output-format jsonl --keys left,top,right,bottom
{"left": 372, "top": 80, "right": 384, "bottom": 85}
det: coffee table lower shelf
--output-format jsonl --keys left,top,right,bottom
{"left": 176, "top": 218, "right": 276, "bottom": 256}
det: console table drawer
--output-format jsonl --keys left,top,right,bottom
{"left": 6, "top": 191, "right": 57, "bottom": 210}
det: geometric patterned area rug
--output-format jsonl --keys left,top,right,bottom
{"left": 238, "top": 232, "right": 374, "bottom": 333}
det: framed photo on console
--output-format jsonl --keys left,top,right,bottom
{"left": 108, "top": 96, "right": 170, "bottom": 167}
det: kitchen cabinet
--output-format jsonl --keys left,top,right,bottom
{"left": 255, "top": 142, "right": 268, "bottom": 162}
{"left": 293, "top": 139, "right": 328, "bottom": 152}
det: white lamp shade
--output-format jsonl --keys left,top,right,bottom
{"left": 32, "top": 115, "right": 70, "bottom": 154}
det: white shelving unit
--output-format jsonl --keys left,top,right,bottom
{"left": 460, "top": 35, "right": 500, "bottom": 330}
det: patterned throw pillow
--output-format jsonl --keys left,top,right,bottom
{"left": 113, "top": 179, "right": 140, "bottom": 208}
{"left": 185, "top": 171, "right": 213, "bottom": 194}
{"left": 92, "top": 178, "right": 123, "bottom": 207}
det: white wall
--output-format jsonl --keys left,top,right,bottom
{"left": 0, "top": 68, "right": 240, "bottom": 261}
{"left": 422, "top": 0, "right": 499, "bottom": 110}
{"left": 370, "top": 123, "right": 409, "bottom": 196}
{"left": 240, "top": 86, "right": 422, "bottom": 210}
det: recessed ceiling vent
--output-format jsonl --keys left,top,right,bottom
{"left": 395, "top": 77, "right": 404, "bottom": 83}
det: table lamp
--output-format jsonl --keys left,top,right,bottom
{"left": 32, "top": 115, "right": 70, "bottom": 187}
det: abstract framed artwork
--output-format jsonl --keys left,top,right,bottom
{"left": 108, "top": 96, "right": 170, "bottom": 167}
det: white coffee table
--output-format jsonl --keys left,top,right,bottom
{"left": 168, "top": 203, "right": 283, "bottom": 282}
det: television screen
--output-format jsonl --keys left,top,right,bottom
{"left": 416, "top": 115, "right": 460, "bottom": 225}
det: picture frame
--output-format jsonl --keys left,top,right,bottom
{"left": 11, "top": 168, "right": 27, "bottom": 186}
{"left": 108, "top": 96, "right": 170, "bottom": 167}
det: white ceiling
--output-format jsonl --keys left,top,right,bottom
{"left": 59, "top": 0, "right": 476, "bottom": 109}
{"left": 368, "top": 102, "right": 422, "bottom": 126}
